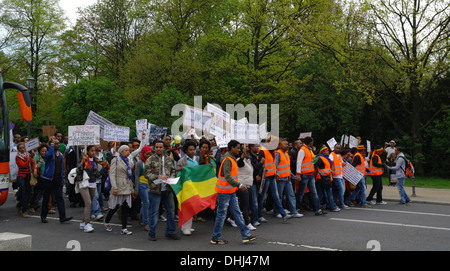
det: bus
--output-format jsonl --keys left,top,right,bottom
{"left": 0, "top": 68, "right": 32, "bottom": 206}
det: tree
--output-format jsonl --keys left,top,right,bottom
{"left": 0, "top": 0, "right": 66, "bottom": 112}
{"left": 366, "top": 0, "right": 450, "bottom": 174}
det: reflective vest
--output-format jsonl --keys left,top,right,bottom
{"left": 260, "top": 147, "right": 276, "bottom": 177}
{"left": 317, "top": 156, "right": 332, "bottom": 177}
{"left": 275, "top": 149, "right": 291, "bottom": 179}
{"left": 216, "top": 156, "right": 239, "bottom": 194}
{"left": 352, "top": 152, "right": 366, "bottom": 175}
{"left": 299, "top": 145, "right": 314, "bottom": 174}
{"left": 368, "top": 154, "right": 383, "bottom": 176}
{"left": 330, "top": 152, "right": 343, "bottom": 178}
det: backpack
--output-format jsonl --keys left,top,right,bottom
{"left": 399, "top": 156, "right": 414, "bottom": 178}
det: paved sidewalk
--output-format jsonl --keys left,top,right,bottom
{"left": 366, "top": 184, "right": 450, "bottom": 205}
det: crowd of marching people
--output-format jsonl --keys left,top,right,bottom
{"left": 10, "top": 130, "right": 410, "bottom": 244}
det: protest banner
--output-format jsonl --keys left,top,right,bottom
{"left": 182, "top": 105, "right": 212, "bottom": 133}
{"left": 68, "top": 125, "right": 100, "bottom": 146}
{"left": 148, "top": 123, "right": 169, "bottom": 141}
{"left": 25, "top": 138, "right": 40, "bottom": 152}
{"left": 215, "top": 135, "right": 231, "bottom": 148}
{"left": 103, "top": 125, "right": 130, "bottom": 142}
{"left": 84, "top": 110, "right": 116, "bottom": 138}
{"left": 207, "top": 103, "right": 230, "bottom": 137}
{"left": 343, "top": 163, "right": 364, "bottom": 185}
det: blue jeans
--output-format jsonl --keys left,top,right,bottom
{"left": 148, "top": 190, "right": 175, "bottom": 236}
{"left": 212, "top": 192, "right": 250, "bottom": 240}
{"left": 347, "top": 177, "right": 367, "bottom": 205}
{"left": 275, "top": 179, "right": 299, "bottom": 215}
{"left": 397, "top": 177, "right": 411, "bottom": 204}
{"left": 257, "top": 176, "right": 286, "bottom": 218}
{"left": 317, "top": 181, "right": 337, "bottom": 210}
{"left": 248, "top": 184, "right": 259, "bottom": 224}
{"left": 139, "top": 182, "right": 150, "bottom": 226}
{"left": 91, "top": 182, "right": 102, "bottom": 217}
{"left": 296, "top": 174, "right": 320, "bottom": 212}
{"left": 333, "top": 177, "right": 346, "bottom": 208}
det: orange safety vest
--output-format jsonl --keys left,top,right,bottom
{"left": 352, "top": 152, "right": 366, "bottom": 175}
{"left": 330, "top": 152, "right": 343, "bottom": 178}
{"left": 260, "top": 147, "right": 276, "bottom": 177}
{"left": 299, "top": 145, "right": 314, "bottom": 174}
{"left": 216, "top": 156, "right": 239, "bottom": 194}
{"left": 368, "top": 154, "right": 383, "bottom": 176}
{"left": 317, "top": 156, "right": 333, "bottom": 177}
{"left": 275, "top": 149, "right": 291, "bottom": 179}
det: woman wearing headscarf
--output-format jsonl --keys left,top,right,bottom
{"left": 135, "top": 145, "right": 152, "bottom": 231}
{"left": 104, "top": 145, "right": 136, "bottom": 235}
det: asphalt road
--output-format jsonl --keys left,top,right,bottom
{"left": 1, "top": 189, "right": 449, "bottom": 252}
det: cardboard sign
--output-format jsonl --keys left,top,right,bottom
{"left": 42, "top": 125, "right": 56, "bottom": 138}
{"left": 68, "top": 125, "right": 100, "bottom": 146}
{"left": 25, "top": 137, "right": 40, "bottom": 152}
{"left": 103, "top": 125, "right": 130, "bottom": 142}
{"left": 343, "top": 163, "right": 364, "bottom": 185}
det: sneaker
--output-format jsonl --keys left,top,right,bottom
{"left": 211, "top": 238, "right": 228, "bottom": 245}
{"left": 331, "top": 208, "right": 341, "bottom": 212}
{"left": 360, "top": 204, "right": 372, "bottom": 208}
{"left": 242, "top": 235, "right": 258, "bottom": 244}
{"left": 252, "top": 221, "right": 260, "bottom": 227}
{"left": 376, "top": 201, "right": 387, "bottom": 205}
{"left": 274, "top": 214, "right": 282, "bottom": 218}
{"left": 182, "top": 228, "right": 192, "bottom": 236}
{"left": 292, "top": 213, "right": 304, "bottom": 218}
{"left": 121, "top": 229, "right": 132, "bottom": 235}
{"left": 226, "top": 217, "right": 237, "bottom": 227}
{"left": 95, "top": 214, "right": 104, "bottom": 220}
{"left": 104, "top": 223, "right": 113, "bottom": 232}
{"left": 84, "top": 223, "right": 94, "bottom": 233}
{"left": 282, "top": 214, "right": 292, "bottom": 222}
{"left": 367, "top": 200, "right": 376, "bottom": 205}
{"left": 247, "top": 223, "right": 256, "bottom": 231}
{"left": 258, "top": 217, "right": 268, "bottom": 223}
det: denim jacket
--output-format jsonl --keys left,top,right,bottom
{"left": 43, "top": 144, "right": 65, "bottom": 181}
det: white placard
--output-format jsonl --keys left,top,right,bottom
{"left": 207, "top": 103, "right": 230, "bottom": 137}
{"left": 84, "top": 110, "right": 116, "bottom": 138}
{"left": 215, "top": 135, "right": 231, "bottom": 148}
{"left": 103, "top": 125, "right": 130, "bottom": 142}
{"left": 136, "top": 119, "right": 147, "bottom": 141}
{"left": 68, "top": 125, "right": 100, "bottom": 146}
{"left": 182, "top": 105, "right": 212, "bottom": 133}
{"left": 366, "top": 140, "right": 371, "bottom": 153}
{"left": 25, "top": 137, "right": 40, "bottom": 152}
{"left": 343, "top": 163, "right": 364, "bottom": 185}
{"left": 349, "top": 135, "right": 358, "bottom": 148}
{"left": 299, "top": 132, "right": 312, "bottom": 138}
{"left": 327, "top": 137, "right": 337, "bottom": 151}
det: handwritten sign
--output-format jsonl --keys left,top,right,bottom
{"left": 299, "top": 132, "right": 312, "bottom": 139}
{"left": 215, "top": 135, "right": 231, "bottom": 148}
{"left": 103, "top": 125, "right": 130, "bottom": 142}
{"left": 349, "top": 135, "right": 358, "bottom": 148}
{"left": 68, "top": 125, "right": 100, "bottom": 146}
{"left": 25, "top": 137, "right": 40, "bottom": 152}
{"left": 327, "top": 137, "right": 337, "bottom": 151}
{"left": 84, "top": 111, "right": 116, "bottom": 138}
{"left": 343, "top": 163, "right": 364, "bottom": 185}
{"left": 136, "top": 119, "right": 148, "bottom": 141}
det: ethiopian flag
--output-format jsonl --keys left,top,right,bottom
{"left": 170, "top": 162, "right": 218, "bottom": 227}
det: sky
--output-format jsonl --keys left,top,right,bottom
{"left": 59, "top": 0, "right": 97, "bottom": 26}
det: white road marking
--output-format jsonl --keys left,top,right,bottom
{"left": 352, "top": 207, "right": 450, "bottom": 217}
{"left": 330, "top": 218, "right": 450, "bottom": 231}
{"left": 268, "top": 241, "right": 343, "bottom": 251}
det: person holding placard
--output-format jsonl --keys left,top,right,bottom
{"left": 315, "top": 146, "right": 340, "bottom": 212}
{"left": 345, "top": 145, "right": 371, "bottom": 208}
